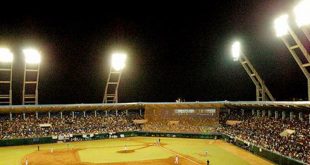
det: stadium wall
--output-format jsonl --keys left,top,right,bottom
{"left": 0, "top": 137, "right": 53, "bottom": 146}
{"left": 144, "top": 104, "right": 220, "bottom": 126}
{"left": 0, "top": 131, "right": 220, "bottom": 146}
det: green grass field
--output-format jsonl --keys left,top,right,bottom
{"left": 0, "top": 137, "right": 274, "bottom": 165}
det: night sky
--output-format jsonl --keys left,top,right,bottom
{"left": 0, "top": 0, "right": 307, "bottom": 104}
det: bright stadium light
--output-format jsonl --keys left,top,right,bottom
{"left": 23, "top": 48, "right": 41, "bottom": 64}
{"left": 111, "top": 52, "right": 127, "bottom": 71}
{"left": 232, "top": 41, "right": 241, "bottom": 61}
{"left": 0, "top": 48, "right": 13, "bottom": 63}
{"left": 294, "top": 0, "right": 310, "bottom": 27}
{"left": 274, "top": 15, "right": 289, "bottom": 37}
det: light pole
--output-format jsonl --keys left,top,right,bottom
{"left": 0, "top": 48, "right": 13, "bottom": 105}
{"left": 103, "top": 52, "right": 127, "bottom": 103}
{"left": 294, "top": 0, "right": 310, "bottom": 41}
{"left": 274, "top": 14, "right": 310, "bottom": 100}
{"left": 22, "top": 48, "right": 41, "bottom": 105}
{"left": 232, "top": 41, "right": 275, "bottom": 101}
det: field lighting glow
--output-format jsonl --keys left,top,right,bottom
{"left": 294, "top": 0, "right": 310, "bottom": 27}
{"left": 0, "top": 48, "right": 13, "bottom": 63}
{"left": 232, "top": 41, "right": 241, "bottom": 61}
{"left": 274, "top": 15, "right": 289, "bottom": 37}
{"left": 111, "top": 52, "right": 127, "bottom": 71}
{"left": 23, "top": 48, "right": 41, "bottom": 64}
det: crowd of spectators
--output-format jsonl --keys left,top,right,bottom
{"left": 0, "top": 111, "right": 142, "bottom": 139}
{"left": 143, "top": 115, "right": 218, "bottom": 133}
{"left": 143, "top": 120, "right": 214, "bottom": 133}
{"left": 219, "top": 110, "right": 310, "bottom": 164}
{"left": 219, "top": 109, "right": 252, "bottom": 124}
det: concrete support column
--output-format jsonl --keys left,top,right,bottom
{"left": 83, "top": 111, "right": 86, "bottom": 117}
{"left": 290, "top": 112, "right": 294, "bottom": 121}
{"left": 48, "top": 112, "right": 51, "bottom": 119}
{"left": 23, "top": 113, "right": 26, "bottom": 120}
{"left": 116, "top": 110, "right": 118, "bottom": 116}
{"left": 60, "top": 112, "right": 63, "bottom": 119}
{"left": 275, "top": 111, "right": 278, "bottom": 119}
{"left": 9, "top": 112, "right": 12, "bottom": 121}
{"left": 257, "top": 110, "right": 260, "bottom": 117}
{"left": 105, "top": 110, "right": 108, "bottom": 116}
{"left": 299, "top": 112, "right": 303, "bottom": 121}
{"left": 268, "top": 110, "right": 272, "bottom": 117}
{"left": 262, "top": 110, "right": 266, "bottom": 117}
{"left": 252, "top": 109, "right": 255, "bottom": 116}
{"left": 282, "top": 111, "right": 286, "bottom": 120}
{"left": 72, "top": 111, "right": 75, "bottom": 118}
{"left": 126, "top": 110, "right": 128, "bottom": 116}
{"left": 95, "top": 110, "right": 97, "bottom": 117}
{"left": 140, "top": 109, "right": 142, "bottom": 116}
{"left": 36, "top": 112, "right": 38, "bottom": 119}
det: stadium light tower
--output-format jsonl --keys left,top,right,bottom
{"left": 232, "top": 41, "right": 275, "bottom": 101}
{"left": 22, "top": 48, "right": 41, "bottom": 105}
{"left": 274, "top": 14, "right": 310, "bottom": 100}
{"left": 0, "top": 48, "right": 13, "bottom": 105}
{"left": 103, "top": 52, "right": 127, "bottom": 103}
{"left": 294, "top": 0, "right": 310, "bottom": 41}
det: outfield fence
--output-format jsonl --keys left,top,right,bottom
{"left": 0, "top": 137, "right": 53, "bottom": 146}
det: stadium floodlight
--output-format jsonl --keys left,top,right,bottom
{"left": 274, "top": 15, "right": 289, "bottom": 37}
{"left": 231, "top": 40, "right": 275, "bottom": 101}
{"left": 294, "top": 0, "right": 310, "bottom": 27}
{"left": 111, "top": 52, "right": 127, "bottom": 71}
{"left": 232, "top": 41, "right": 241, "bottom": 61}
{"left": 0, "top": 48, "right": 13, "bottom": 63}
{"left": 23, "top": 48, "right": 41, "bottom": 64}
{"left": 104, "top": 51, "right": 127, "bottom": 103}
{"left": 0, "top": 48, "right": 13, "bottom": 105}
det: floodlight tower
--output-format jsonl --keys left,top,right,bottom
{"left": 274, "top": 14, "right": 310, "bottom": 100}
{"left": 294, "top": 0, "right": 310, "bottom": 41}
{"left": 232, "top": 41, "right": 275, "bottom": 101}
{"left": 103, "top": 52, "right": 127, "bottom": 103}
{"left": 22, "top": 48, "right": 41, "bottom": 105}
{"left": 0, "top": 48, "right": 13, "bottom": 105}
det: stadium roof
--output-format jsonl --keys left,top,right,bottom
{"left": 225, "top": 101, "right": 310, "bottom": 112}
{"left": 0, "top": 101, "right": 309, "bottom": 114}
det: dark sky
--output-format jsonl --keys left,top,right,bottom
{"left": 0, "top": 0, "right": 307, "bottom": 104}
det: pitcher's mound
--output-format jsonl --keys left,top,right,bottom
{"left": 117, "top": 149, "right": 134, "bottom": 153}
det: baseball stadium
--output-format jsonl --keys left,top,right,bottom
{"left": 1, "top": 1, "right": 310, "bottom": 165}
{"left": 0, "top": 102, "right": 309, "bottom": 165}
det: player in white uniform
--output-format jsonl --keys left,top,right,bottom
{"left": 25, "top": 158, "right": 28, "bottom": 165}
{"left": 174, "top": 155, "right": 179, "bottom": 164}
{"left": 124, "top": 144, "right": 128, "bottom": 151}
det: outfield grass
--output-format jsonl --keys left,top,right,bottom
{"left": 0, "top": 137, "right": 274, "bottom": 165}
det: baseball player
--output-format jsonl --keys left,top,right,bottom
{"left": 124, "top": 144, "right": 128, "bottom": 151}
{"left": 25, "top": 158, "right": 28, "bottom": 165}
{"left": 174, "top": 155, "right": 179, "bottom": 164}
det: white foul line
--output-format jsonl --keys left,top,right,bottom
{"left": 159, "top": 146, "right": 202, "bottom": 165}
